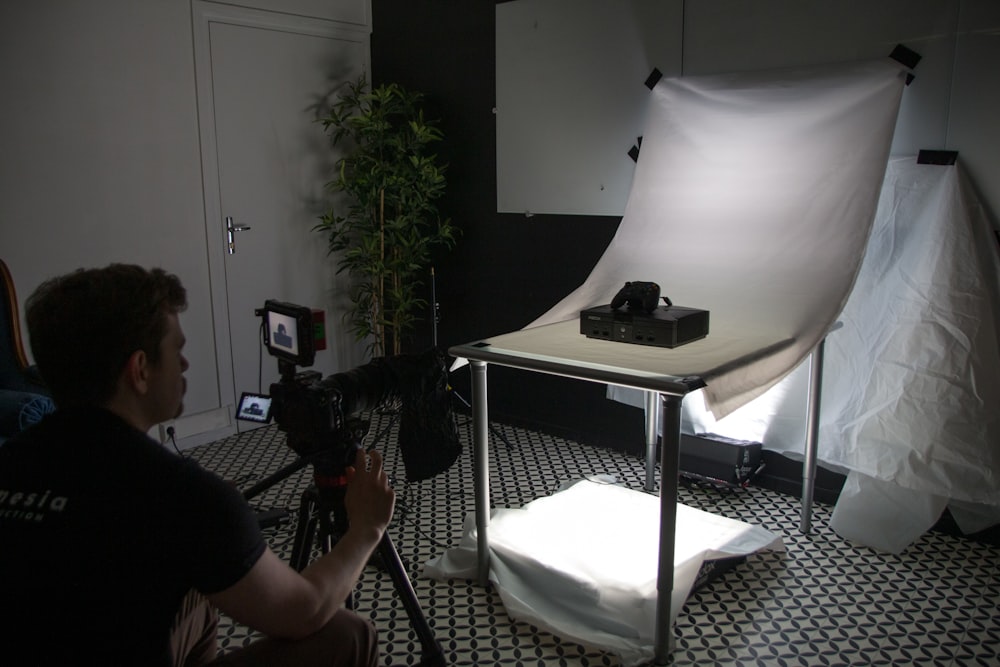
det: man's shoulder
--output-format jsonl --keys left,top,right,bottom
{"left": 8, "top": 405, "right": 128, "bottom": 437}
{"left": 0, "top": 406, "right": 217, "bottom": 491}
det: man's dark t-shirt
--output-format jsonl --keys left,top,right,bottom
{"left": 0, "top": 407, "right": 266, "bottom": 665}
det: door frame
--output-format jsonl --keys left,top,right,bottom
{"left": 191, "top": 1, "right": 371, "bottom": 437}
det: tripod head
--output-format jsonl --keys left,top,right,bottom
{"left": 308, "top": 416, "right": 368, "bottom": 498}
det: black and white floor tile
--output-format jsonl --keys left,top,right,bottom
{"left": 187, "top": 411, "right": 1000, "bottom": 666}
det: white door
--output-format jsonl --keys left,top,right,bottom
{"left": 194, "top": 3, "right": 370, "bottom": 433}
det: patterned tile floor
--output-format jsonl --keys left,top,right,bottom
{"left": 187, "top": 411, "right": 1000, "bottom": 666}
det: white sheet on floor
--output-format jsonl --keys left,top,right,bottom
{"left": 523, "top": 57, "right": 909, "bottom": 420}
{"left": 423, "top": 479, "right": 783, "bottom": 666}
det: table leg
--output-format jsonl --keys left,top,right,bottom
{"left": 654, "top": 393, "right": 682, "bottom": 663}
{"left": 644, "top": 391, "right": 661, "bottom": 492}
{"left": 801, "top": 338, "right": 825, "bottom": 534}
{"left": 470, "top": 360, "right": 491, "bottom": 585}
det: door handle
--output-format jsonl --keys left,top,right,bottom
{"left": 225, "top": 216, "right": 252, "bottom": 254}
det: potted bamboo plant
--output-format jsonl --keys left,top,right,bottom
{"left": 316, "top": 76, "right": 457, "bottom": 357}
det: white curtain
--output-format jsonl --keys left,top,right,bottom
{"left": 676, "top": 157, "right": 1000, "bottom": 549}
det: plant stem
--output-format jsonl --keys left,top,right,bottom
{"left": 378, "top": 187, "right": 386, "bottom": 356}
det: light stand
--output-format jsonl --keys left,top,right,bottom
{"left": 431, "top": 268, "right": 513, "bottom": 449}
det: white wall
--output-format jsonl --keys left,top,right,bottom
{"left": 496, "top": 0, "right": 684, "bottom": 216}
{"left": 0, "top": 0, "right": 370, "bottom": 446}
{"left": 0, "top": 0, "right": 216, "bottom": 414}
{"left": 497, "top": 0, "right": 1000, "bottom": 225}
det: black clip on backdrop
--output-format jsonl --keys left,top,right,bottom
{"left": 889, "top": 43, "right": 921, "bottom": 85}
{"left": 631, "top": 46, "right": 920, "bottom": 164}
{"left": 628, "top": 68, "right": 663, "bottom": 162}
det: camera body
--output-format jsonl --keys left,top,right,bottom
{"left": 610, "top": 281, "right": 661, "bottom": 314}
{"left": 269, "top": 370, "right": 344, "bottom": 458}
{"left": 241, "top": 300, "right": 461, "bottom": 483}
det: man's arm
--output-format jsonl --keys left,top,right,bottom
{"left": 206, "top": 449, "right": 395, "bottom": 639}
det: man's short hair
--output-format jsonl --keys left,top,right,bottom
{"left": 25, "top": 264, "right": 187, "bottom": 407}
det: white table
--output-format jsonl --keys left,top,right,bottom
{"left": 450, "top": 319, "right": 798, "bottom": 664}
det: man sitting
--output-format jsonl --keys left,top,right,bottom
{"left": 0, "top": 264, "right": 395, "bottom": 666}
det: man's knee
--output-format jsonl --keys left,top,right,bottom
{"left": 211, "top": 609, "right": 379, "bottom": 667}
{"left": 317, "top": 610, "right": 379, "bottom": 667}
{"left": 170, "top": 590, "right": 219, "bottom": 667}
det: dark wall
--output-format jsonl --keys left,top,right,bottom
{"left": 370, "top": 1, "right": 647, "bottom": 455}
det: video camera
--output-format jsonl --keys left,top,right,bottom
{"left": 238, "top": 299, "right": 461, "bottom": 484}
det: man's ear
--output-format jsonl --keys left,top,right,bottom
{"left": 122, "top": 348, "right": 150, "bottom": 395}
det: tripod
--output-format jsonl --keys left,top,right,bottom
{"left": 431, "top": 267, "right": 513, "bottom": 449}
{"left": 243, "top": 439, "right": 446, "bottom": 666}
{"left": 289, "top": 480, "right": 445, "bottom": 665}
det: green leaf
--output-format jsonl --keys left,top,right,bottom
{"left": 315, "top": 74, "right": 457, "bottom": 355}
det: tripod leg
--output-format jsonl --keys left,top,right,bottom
{"left": 317, "top": 508, "right": 356, "bottom": 611}
{"left": 376, "top": 534, "right": 446, "bottom": 666}
{"left": 488, "top": 421, "right": 514, "bottom": 450}
{"left": 299, "top": 485, "right": 446, "bottom": 663}
{"left": 242, "top": 455, "right": 311, "bottom": 502}
{"left": 450, "top": 387, "right": 515, "bottom": 449}
{"left": 289, "top": 487, "right": 318, "bottom": 571}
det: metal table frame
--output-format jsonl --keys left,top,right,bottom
{"left": 635, "top": 337, "right": 828, "bottom": 534}
{"left": 452, "top": 343, "right": 703, "bottom": 664}
{"left": 449, "top": 321, "right": 824, "bottom": 665}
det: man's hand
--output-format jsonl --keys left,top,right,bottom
{"left": 344, "top": 448, "right": 396, "bottom": 540}
{"left": 207, "top": 448, "right": 396, "bottom": 640}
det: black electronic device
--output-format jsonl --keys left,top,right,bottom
{"left": 610, "top": 281, "right": 661, "bottom": 313}
{"left": 260, "top": 300, "right": 315, "bottom": 368}
{"left": 679, "top": 433, "right": 763, "bottom": 489}
{"left": 236, "top": 392, "right": 274, "bottom": 424}
{"left": 580, "top": 304, "right": 709, "bottom": 348}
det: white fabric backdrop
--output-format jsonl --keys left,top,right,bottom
{"left": 527, "top": 58, "right": 908, "bottom": 419}
{"left": 426, "top": 59, "right": 916, "bottom": 660}
{"left": 665, "top": 158, "right": 1000, "bottom": 549}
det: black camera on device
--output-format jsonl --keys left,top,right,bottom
{"left": 242, "top": 300, "right": 461, "bottom": 484}
{"left": 610, "top": 281, "right": 661, "bottom": 314}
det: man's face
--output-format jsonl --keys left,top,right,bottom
{"left": 146, "top": 311, "right": 189, "bottom": 423}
